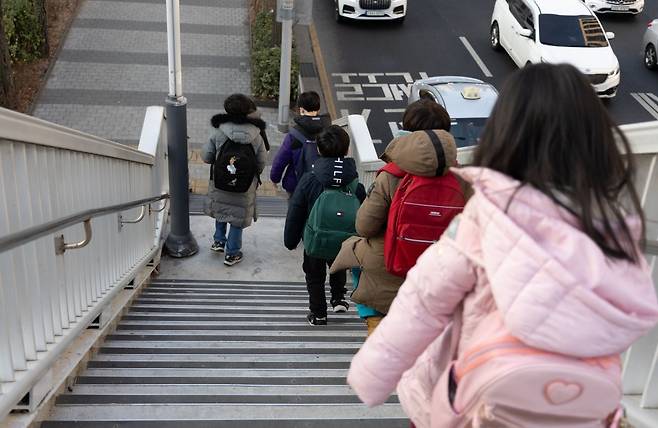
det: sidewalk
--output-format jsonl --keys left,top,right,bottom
{"left": 30, "top": 0, "right": 287, "bottom": 195}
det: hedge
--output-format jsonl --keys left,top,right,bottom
{"left": 251, "top": 8, "right": 299, "bottom": 101}
{"left": 2, "top": 0, "right": 48, "bottom": 62}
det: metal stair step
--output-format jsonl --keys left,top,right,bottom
{"left": 42, "top": 419, "right": 408, "bottom": 428}
{"left": 80, "top": 367, "right": 349, "bottom": 377}
{"left": 67, "top": 384, "right": 362, "bottom": 395}
{"left": 128, "top": 305, "right": 356, "bottom": 315}
{"left": 116, "top": 321, "right": 364, "bottom": 330}
{"left": 122, "top": 312, "right": 361, "bottom": 322}
{"left": 92, "top": 354, "right": 355, "bottom": 363}
{"left": 44, "top": 403, "right": 407, "bottom": 421}
{"left": 106, "top": 332, "right": 365, "bottom": 341}
{"left": 56, "top": 394, "right": 400, "bottom": 405}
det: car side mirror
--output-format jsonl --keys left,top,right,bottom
{"left": 606, "top": 31, "right": 615, "bottom": 40}
{"left": 518, "top": 28, "right": 533, "bottom": 39}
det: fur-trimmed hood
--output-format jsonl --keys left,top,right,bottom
{"left": 211, "top": 113, "right": 267, "bottom": 130}
{"left": 211, "top": 113, "right": 270, "bottom": 151}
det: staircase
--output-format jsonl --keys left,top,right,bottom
{"left": 42, "top": 279, "right": 407, "bottom": 427}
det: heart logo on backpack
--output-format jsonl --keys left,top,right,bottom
{"left": 544, "top": 380, "right": 583, "bottom": 405}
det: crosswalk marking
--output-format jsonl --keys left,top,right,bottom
{"left": 630, "top": 93, "right": 658, "bottom": 120}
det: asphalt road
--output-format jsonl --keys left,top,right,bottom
{"left": 313, "top": 0, "right": 658, "bottom": 151}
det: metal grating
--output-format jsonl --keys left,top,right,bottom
{"left": 359, "top": 0, "right": 391, "bottom": 10}
{"left": 190, "top": 194, "right": 288, "bottom": 217}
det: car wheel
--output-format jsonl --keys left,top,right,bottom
{"left": 490, "top": 22, "right": 501, "bottom": 51}
{"left": 645, "top": 44, "right": 657, "bottom": 70}
{"left": 334, "top": 1, "right": 344, "bottom": 23}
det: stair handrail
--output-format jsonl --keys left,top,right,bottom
{"left": 0, "top": 194, "right": 169, "bottom": 255}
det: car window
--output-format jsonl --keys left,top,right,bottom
{"left": 508, "top": 0, "right": 533, "bottom": 30}
{"left": 450, "top": 118, "right": 488, "bottom": 148}
{"left": 538, "top": 14, "right": 608, "bottom": 47}
{"left": 419, "top": 89, "right": 437, "bottom": 102}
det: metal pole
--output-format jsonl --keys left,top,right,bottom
{"left": 277, "top": 0, "right": 294, "bottom": 133}
{"left": 164, "top": 0, "right": 198, "bottom": 258}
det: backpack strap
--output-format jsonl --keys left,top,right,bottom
{"left": 344, "top": 178, "right": 359, "bottom": 194}
{"left": 378, "top": 162, "right": 406, "bottom": 178}
{"left": 423, "top": 130, "right": 446, "bottom": 177}
{"left": 288, "top": 127, "right": 312, "bottom": 144}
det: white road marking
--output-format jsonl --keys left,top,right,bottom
{"left": 388, "top": 121, "right": 401, "bottom": 136}
{"left": 384, "top": 108, "right": 406, "bottom": 113}
{"left": 358, "top": 73, "right": 385, "bottom": 83}
{"left": 385, "top": 72, "right": 414, "bottom": 83}
{"left": 459, "top": 36, "right": 493, "bottom": 78}
{"left": 630, "top": 93, "right": 658, "bottom": 120}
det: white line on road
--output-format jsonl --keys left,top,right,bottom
{"left": 459, "top": 36, "right": 493, "bottom": 78}
{"left": 384, "top": 108, "right": 406, "bottom": 113}
{"left": 630, "top": 93, "right": 658, "bottom": 120}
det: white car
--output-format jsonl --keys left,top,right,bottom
{"left": 408, "top": 77, "right": 498, "bottom": 148}
{"left": 582, "top": 0, "right": 644, "bottom": 15}
{"left": 490, "top": 0, "right": 620, "bottom": 97}
{"left": 334, "top": 0, "right": 407, "bottom": 22}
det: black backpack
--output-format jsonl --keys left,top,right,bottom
{"left": 213, "top": 138, "right": 258, "bottom": 193}
{"left": 289, "top": 127, "right": 319, "bottom": 179}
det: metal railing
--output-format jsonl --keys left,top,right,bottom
{"left": 345, "top": 115, "right": 658, "bottom": 427}
{"left": 0, "top": 106, "right": 169, "bottom": 418}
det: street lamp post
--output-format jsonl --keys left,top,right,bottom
{"left": 277, "top": 0, "right": 294, "bottom": 133}
{"left": 164, "top": 0, "right": 198, "bottom": 258}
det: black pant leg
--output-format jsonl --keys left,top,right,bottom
{"left": 303, "top": 252, "right": 328, "bottom": 317}
{"left": 327, "top": 258, "right": 347, "bottom": 303}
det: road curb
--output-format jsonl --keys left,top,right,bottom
{"left": 308, "top": 23, "right": 338, "bottom": 120}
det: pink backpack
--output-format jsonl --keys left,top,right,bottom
{"left": 430, "top": 312, "right": 624, "bottom": 428}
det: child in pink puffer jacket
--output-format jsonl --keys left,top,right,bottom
{"left": 347, "top": 64, "right": 658, "bottom": 427}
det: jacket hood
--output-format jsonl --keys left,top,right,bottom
{"left": 217, "top": 121, "right": 262, "bottom": 144}
{"left": 313, "top": 157, "right": 359, "bottom": 188}
{"left": 381, "top": 130, "right": 457, "bottom": 176}
{"left": 454, "top": 166, "right": 658, "bottom": 358}
{"left": 293, "top": 114, "right": 331, "bottom": 137}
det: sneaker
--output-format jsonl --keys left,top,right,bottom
{"left": 211, "top": 241, "right": 225, "bottom": 252}
{"left": 223, "top": 252, "right": 243, "bottom": 266}
{"left": 307, "top": 313, "right": 327, "bottom": 326}
{"left": 332, "top": 300, "right": 349, "bottom": 313}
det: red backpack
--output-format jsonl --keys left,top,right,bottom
{"left": 381, "top": 130, "right": 465, "bottom": 277}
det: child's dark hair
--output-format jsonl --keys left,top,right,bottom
{"left": 297, "top": 91, "right": 321, "bottom": 112}
{"left": 402, "top": 99, "right": 451, "bottom": 132}
{"left": 474, "top": 63, "right": 644, "bottom": 263}
{"left": 317, "top": 125, "right": 350, "bottom": 157}
{"left": 224, "top": 93, "right": 257, "bottom": 116}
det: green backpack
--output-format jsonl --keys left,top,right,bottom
{"left": 303, "top": 179, "right": 361, "bottom": 260}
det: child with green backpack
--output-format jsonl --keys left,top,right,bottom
{"left": 284, "top": 125, "right": 366, "bottom": 326}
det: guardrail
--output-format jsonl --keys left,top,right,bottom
{"left": 345, "top": 114, "right": 658, "bottom": 427}
{"left": 0, "top": 106, "right": 169, "bottom": 419}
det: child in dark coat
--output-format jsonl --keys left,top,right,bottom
{"left": 284, "top": 125, "right": 366, "bottom": 325}
{"left": 270, "top": 91, "right": 330, "bottom": 196}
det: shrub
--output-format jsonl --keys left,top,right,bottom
{"left": 250, "top": 8, "right": 299, "bottom": 101}
{"left": 2, "top": 0, "right": 48, "bottom": 63}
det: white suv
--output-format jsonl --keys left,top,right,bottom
{"left": 334, "top": 0, "right": 407, "bottom": 22}
{"left": 490, "top": 0, "right": 620, "bottom": 97}
{"left": 582, "top": 0, "right": 644, "bottom": 15}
